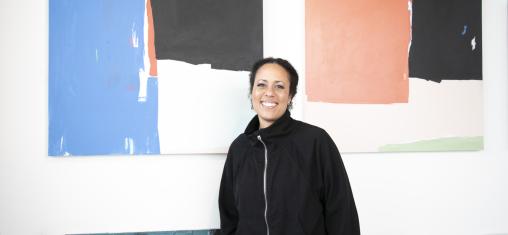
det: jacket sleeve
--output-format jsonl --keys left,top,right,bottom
{"left": 319, "top": 131, "right": 360, "bottom": 235}
{"left": 218, "top": 150, "right": 238, "bottom": 235}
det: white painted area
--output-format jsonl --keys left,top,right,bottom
{"left": 156, "top": 0, "right": 306, "bottom": 154}
{"left": 124, "top": 137, "right": 135, "bottom": 155}
{"left": 472, "top": 36, "right": 477, "bottom": 50}
{"left": 305, "top": 79, "right": 483, "bottom": 152}
{"left": 59, "top": 136, "right": 64, "bottom": 153}
{"left": 131, "top": 23, "right": 139, "bottom": 48}
{"left": 157, "top": 60, "right": 255, "bottom": 153}
{"left": 408, "top": 0, "right": 413, "bottom": 54}
{"left": 137, "top": 4, "right": 152, "bottom": 103}
{"left": 137, "top": 68, "right": 148, "bottom": 102}
{"left": 262, "top": 0, "right": 305, "bottom": 120}
{"left": 0, "top": 0, "right": 507, "bottom": 235}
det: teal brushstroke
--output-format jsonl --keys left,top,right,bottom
{"left": 74, "top": 229, "right": 217, "bottom": 235}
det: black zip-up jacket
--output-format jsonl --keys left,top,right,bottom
{"left": 219, "top": 111, "right": 360, "bottom": 235}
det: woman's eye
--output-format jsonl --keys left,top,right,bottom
{"left": 257, "top": 83, "right": 266, "bottom": 87}
{"left": 276, "top": 85, "right": 285, "bottom": 89}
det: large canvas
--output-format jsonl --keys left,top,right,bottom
{"left": 305, "top": 0, "right": 483, "bottom": 152}
{"left": 49, "top": 0, "right": 261, "bottom": 156}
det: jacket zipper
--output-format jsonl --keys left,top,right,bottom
{"left": 257, "top": 135, "right": 270, "bottom": 235}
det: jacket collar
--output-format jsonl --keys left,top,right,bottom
{"left": 244, "top": 110, "right": 295, "bottom": 144}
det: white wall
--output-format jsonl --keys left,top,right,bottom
{"left": 0, "top": 0, "right": 507, "bottom": 234}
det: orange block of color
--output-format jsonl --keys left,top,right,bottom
{"left": 147, "top": 0, "right": 158, "bottom": 76}
{"left": 306, "top": 0, "right": 410, "bottom": 104}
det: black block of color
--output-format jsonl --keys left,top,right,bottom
{"left": 151, "top": 0, "right": 263, "bottom": 71}
{"left": 409, "top": 0, "right": 482, "bottom": 82}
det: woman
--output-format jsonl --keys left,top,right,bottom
{"left": 219, "top": 58, "right": 360, "bottom": 235}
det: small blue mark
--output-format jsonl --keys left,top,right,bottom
{"left": 461, "top": 25, "right": 468, "bottom": 36}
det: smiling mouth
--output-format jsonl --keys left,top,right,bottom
{"left": 261, "top": 101, "right": 277, "bottom": 108}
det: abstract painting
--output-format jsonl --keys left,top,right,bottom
{"left": 49, "top": 0, "right": 262, "bottom": 156}
{"left": 305, "top": 0, "right": 483, "bottom": 152}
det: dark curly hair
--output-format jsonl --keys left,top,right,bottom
{"left": 249, "top": 57, "right": 299, "bottom": 109}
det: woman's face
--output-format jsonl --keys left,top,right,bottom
{"left": 251, "top": 63, "right": 292, "bottom": 129}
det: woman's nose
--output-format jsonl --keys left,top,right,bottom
{"left": 264, "top": 87, "right": 274, "bottom": 96}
